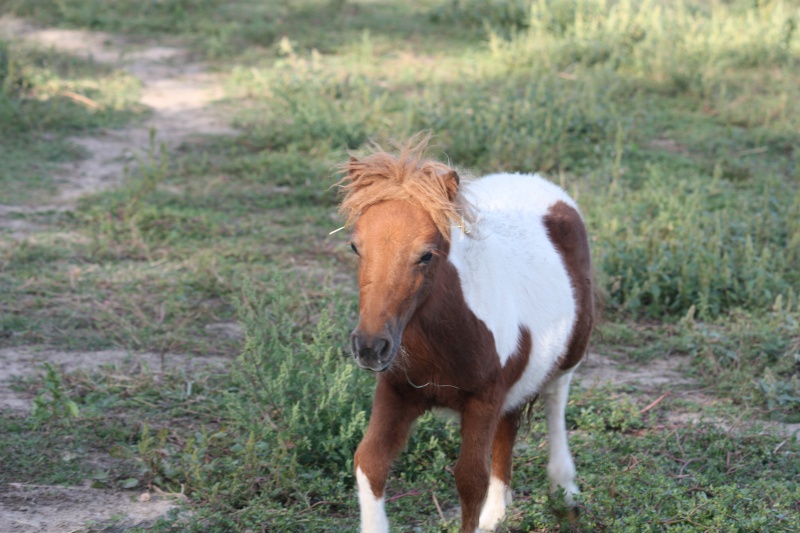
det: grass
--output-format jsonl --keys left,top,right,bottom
{"left": 0, "top": 0, "right": 478, "bottom": 59}
{"left": 0, "top": 0, "right": 798, "bottom": 531}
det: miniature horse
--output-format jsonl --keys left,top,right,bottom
{"left": 338, "top": 137, "right": 594, "bottom": 533}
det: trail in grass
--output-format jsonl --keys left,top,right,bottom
{"left": 0, "top": 17, "right": 235, "bottom": 533}
{"left": 0, "top": 15, "right": 237, "bottom": 406}
{"left": 0, "top": 484, "right": 178, "bottom": 533}
{"left": 0, "top": 16, "right": 235, "bottom": 225}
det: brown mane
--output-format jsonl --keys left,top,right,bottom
{"left": 337, "top": 133, "right": 473, "bottom": 242}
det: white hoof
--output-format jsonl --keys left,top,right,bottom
{"left": 551, "top": 481, "right": 579, "bottom": 507}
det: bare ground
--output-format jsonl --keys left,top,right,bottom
{"left": 0, "top": 14, "right": 238, "bottom": 410}
{"left": 577, "top": 351, "right": 692, "bottom": 392}
{"left": 578, "top": 352, "right": 800, "bottom": 440}
{"left": 0, "top": 484, "right": 179, "bottom": 533}
{"left": 0, "top": 346, "right": 231, "bottom": 412}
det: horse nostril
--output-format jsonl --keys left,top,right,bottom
{"left": 351, "top": 330, "right": 394, "bottom": 369}
{"left": 376, "top": 338, "right": 392, "bottom": 361}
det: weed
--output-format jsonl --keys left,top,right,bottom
{"left": 30, "top": 362, "right": 80, "bottom": 425}
{"left": 430, "top": 0, "right": 533, "bottom": 33}
{"left": 678, "top": 306, "right": 800, "bottom": 419}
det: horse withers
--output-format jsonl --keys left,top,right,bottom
{"left": 338, "top": 136, "right": 594, "bottom": 533}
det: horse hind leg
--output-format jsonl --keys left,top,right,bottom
{"left": 542, "top": 371, "right": 579, "bottom": 505}
{"left": 478, "top": 410, "right": 519, "bottom": 532}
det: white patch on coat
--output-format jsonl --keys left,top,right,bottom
{"left": 478, "top": 475, "right": 512, "bottom": 531}
{"left": 449, "top": 173, "right": 580, "bottom": 412}
{"left": 357, "top": 466, "right": 389, "bottom": 533}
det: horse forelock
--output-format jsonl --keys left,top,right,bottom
{"left": 337, "top": 134, "right": 474, "bottom": 242}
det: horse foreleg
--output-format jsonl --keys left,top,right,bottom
{"left": 478, "top": 409, "right": 519, "bottom": 531}
{"left": 355, "top": 379, "right": 422, "bottom": 533}
{"left": 542, "top": 371, "right": 579, "bottom": 505}
{"left": 455, "top": 397, "right": 501, "bottom": 533}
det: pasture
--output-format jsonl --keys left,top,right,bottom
{"left": 0, "top": 0, "right": 798, "bottom": 531}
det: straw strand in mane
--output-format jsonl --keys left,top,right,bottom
{"left": 337, "top": 136, "right": 473, "bottom": 242}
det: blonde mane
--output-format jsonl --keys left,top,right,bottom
{"left": 337, "top": 134, "right": 473, "bottom": 242}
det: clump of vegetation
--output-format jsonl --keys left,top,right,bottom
{"left": 30, "top": 362, "right": 80, "bottom": 424}
{"left": 430, "top": 0, "right": 534, "bottom": 32}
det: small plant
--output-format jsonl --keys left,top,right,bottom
{"left": 30, "top": 362, "right": 80, "bottom": 425}
{"left": 569, "top": 386, "right": 644, "bottom": 433}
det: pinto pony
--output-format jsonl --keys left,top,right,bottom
{"left": 338, "top": 137, "right": 594, "bottom": 533}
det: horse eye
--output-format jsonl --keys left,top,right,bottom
{"left": 350, "top": 242, "right": 359, "bottom": 256}
{"left": 419, "top": 251, "right": 433, "bottom": 264}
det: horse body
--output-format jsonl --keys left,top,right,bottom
{"left": 449, "top": 173, "right": 582, "bottom": 412}
{"left": 340, "top": 141, "right": 593, "bottom": 533}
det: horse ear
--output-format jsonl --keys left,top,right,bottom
{"left": 348, "top": 155, "right": 359, "bottom": 174}
{"left": 443, "top": 169, "right": 460, "bottom": 202}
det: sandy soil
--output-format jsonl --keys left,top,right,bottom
{"left": 577, "top": 351, "right": 692, "bottom": 392}
{"left": 0, "top": 346, "right": 231, "bottom": 412}
{"left": 0, "top": 484, "right": 180, "bottom": 533}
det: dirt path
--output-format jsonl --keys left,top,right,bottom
{"left": 0, "top": 484, "right": 179, "bottom": 533}
{"left": 0, "top": 15, "right": 236, "bottom": 410}
{"left": 0, "top": 17, "right": 235, "bottom": 532}
{"left": 0, "top": 16, "right": 235, "bottom": 226}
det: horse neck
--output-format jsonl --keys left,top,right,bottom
{"left": 397, "top": 258, "right": 499, "bottom": 396}
{"left": 403, "top": 259, "right": 484, "bottom": 363}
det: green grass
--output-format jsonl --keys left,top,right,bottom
{"left": 1, "top": 0, "right": 799, "bottom": 531}
{"left": 0, "top": 0, "right": 478, "bottom": 59}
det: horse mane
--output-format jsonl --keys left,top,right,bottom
{"left": 337, "top": 133, "right": 474, "bottom": 242}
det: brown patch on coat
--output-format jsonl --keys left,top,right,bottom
{"left": 491, "top": 410, "right": 521, "bottom": 485}
{"left": 502, "top": 327, "right": 531, "bottom": 389}
{"left": 544, "top": 201, "right": 595, "bottom": 371}
{"left": 389, "top": 260, "right": 501, "bottom": 405}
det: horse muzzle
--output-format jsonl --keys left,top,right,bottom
{"left": 350, "top": 329, "right": 399, "bottom": 372}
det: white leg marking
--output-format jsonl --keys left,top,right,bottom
{"left": 543, "top": 372, "right": 579, "bottom": 505}
{"left": 357, "top": 466, "right": 389, "bottom": 533}
{"left": 478, "top": 475, "right": 512, "bottom": 531}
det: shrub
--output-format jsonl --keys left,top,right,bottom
{"left": 587, "top": 168, "right": 800, "bottom": 317}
